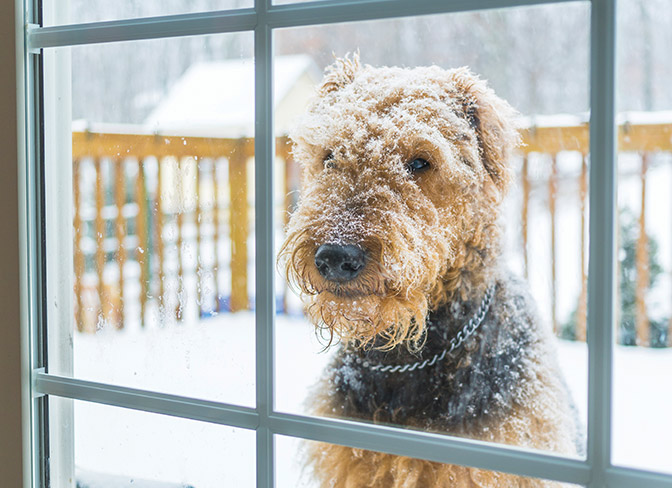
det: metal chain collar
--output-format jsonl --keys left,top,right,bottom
{"left": 357, "top": 284, "right": 496, "bottom": 374}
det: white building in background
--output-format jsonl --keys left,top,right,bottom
{"left": 145, "top": 54, "right": 322, "bottom": 137}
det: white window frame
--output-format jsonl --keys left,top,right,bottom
{"left": 7, "top": 0, "right": 672, "bottom": 486}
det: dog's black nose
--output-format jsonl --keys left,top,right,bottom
{"left": 314, "top": 244, "right": 367, "bottom": 282}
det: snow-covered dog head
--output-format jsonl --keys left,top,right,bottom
{"left": 280, "top": 55, "right": 520, "bottom": 350}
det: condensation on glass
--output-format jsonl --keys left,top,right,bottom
{"left": 43, "top": 33, "right": 257, "bottom": 406}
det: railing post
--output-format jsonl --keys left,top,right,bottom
{"left": 73, "top": 158, "right": 84, "bottom": 332}
{"left": 195, "top": 157, "right": 203, "bottom": 316}
{"left": 114, "top": 158, "right": 126, "bottom": 329}
{"left": 615, "top": 206, "right": 621, "bottom": 342}
{"left": 136, "top": 158, "right": 149, "bottom": 326}
{"left": 229, "top": 139, "right": 249, "bottom": 312}
{"left": 577, "top": 153, "right": 588, "bottom": 342}
{"left": 94, "top": 158, "right": 107, "bottom": 329}
{"left": 213, "top": 158, "right": 222, "bottom": 313}
{"left": 176, "top": 157, "right": 185, "bottom": 321}
{"left": 156, "top": 157, "right": 165, "bottom": 322}
{"left": 635, "top": 152, "right": 649, "bottom": 346}
{"left": 521, "top": 154, "right": 530, "bottom": 280}
{"left": 549, "top": 154, "right": 558, "bottom": 334}
{"left": 282, "top": 138, "right": 298, "bottom": 314}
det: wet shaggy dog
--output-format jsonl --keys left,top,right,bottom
{"left": 280, "top": 56, "right": 582, "bottom": 487}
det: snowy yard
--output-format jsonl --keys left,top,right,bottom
{"left": 63, "top": 114, "right": 672, "bottom": 486}
{"left": 67, "top": 312, "right": 672, "bottom": 487}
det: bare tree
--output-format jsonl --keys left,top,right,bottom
{"left": 69, "top": 0, "right": 670, "bottom": 124}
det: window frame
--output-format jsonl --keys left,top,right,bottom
{"left": 11, "top": 0, "right": 672, "bottom": 486}
{"left": 2, "top": 1, "right": 27, "bottom": 487}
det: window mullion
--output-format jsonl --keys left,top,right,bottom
{"left": 42, "top": 6, "right": 74, "bottom": 480}
{"left": 586, "top": 0, "right": 617, "bottom": 486}
{"left": 268, "top": 412, "right": 591, "bottom": 486}
{"left": 27, "top": 8, "right": 257, "bottom": 49}
{"left": 25, "top": 0, "right": 585, "bottom": 50}
{"left": 254, "top": 0, "right": 275, "bottom": 487}
{"left": 266, "top": 0, "right": 579, "bottom": 28}
{"left": 24, "top": 29, "right": 51, "bottom": 483}
{"left": 34, "top": 373, "right": 259, "bottom": 428}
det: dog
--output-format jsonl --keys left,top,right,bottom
{"left": 280, "top": 55, "right": 582, "bottom": 487}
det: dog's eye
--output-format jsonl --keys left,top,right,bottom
{"left": 324, "top": 152, "right": 336, "bottom": 169}
{"left": 406, "top": 158, "right": 430, "bottom": 174}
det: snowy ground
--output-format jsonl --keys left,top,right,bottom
{"left": 63, "top": 312, "right": 672, "bottom": 487}
{"left": 64, "top": 148, "right": 672, "bottom": 485}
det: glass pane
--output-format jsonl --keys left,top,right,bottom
{"left": 613, "top": 0, "right": 672, "bottom": 474}
{"left": 44, "top": 33, "right": 256, "bottom": 406}
{"left": 49, "top": 397, "right": 255, "bottom": 487}
{"left": 42, "top": 0, "right": 252, "bottom": 26}
{"left": 274, "top": 3, "right": 589, "bottom": 459}
{"left": 275, "top": 435, "right": 584, "bottom": 487}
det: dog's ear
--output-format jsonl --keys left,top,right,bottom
{"left": 318, "top": 53, "right": 360, "bottom": 96}
{"left": 450, "top": 68, "right": 521, "bottom": 191}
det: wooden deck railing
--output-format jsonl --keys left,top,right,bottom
{"left": 72, "top": 121, "right": 672, "bottom": 346}
{"left": 73, "top": 130, "right": 294, "bottom": 331}
{"left": 519, "top": 120, "right": 672, "bottom": 345}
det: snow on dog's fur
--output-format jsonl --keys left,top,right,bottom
{"left": 280, "top": 55, "right": 582, "bottom": 487}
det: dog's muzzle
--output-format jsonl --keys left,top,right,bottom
{"left": 314, "top": 244, "right": 367, "bottom": 282}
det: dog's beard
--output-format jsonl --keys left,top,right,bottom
{"left": 279, "top": 224, "right": 452, "bottom": 351}
{"left": 305, "top": 290, "right": 429, "bottom": 351}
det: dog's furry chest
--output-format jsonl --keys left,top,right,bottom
{"left": 326, "top": 283, "right": 535, "bottom": 431}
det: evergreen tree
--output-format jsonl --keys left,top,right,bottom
{"left": 562, "top": 210, "right": 667, "bottom": 346}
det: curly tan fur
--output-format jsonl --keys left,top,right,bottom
{"left": 279, "top": 57, "right": 520, "bottom": 349}
{"left": 305, "top": 321, "right": 578, "bottom": 487}
{"left": 279, "top": 58, "right": 579, "bottom": 487}
{"left": 305, "top": 442, "right": 563, "bottom": 488}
